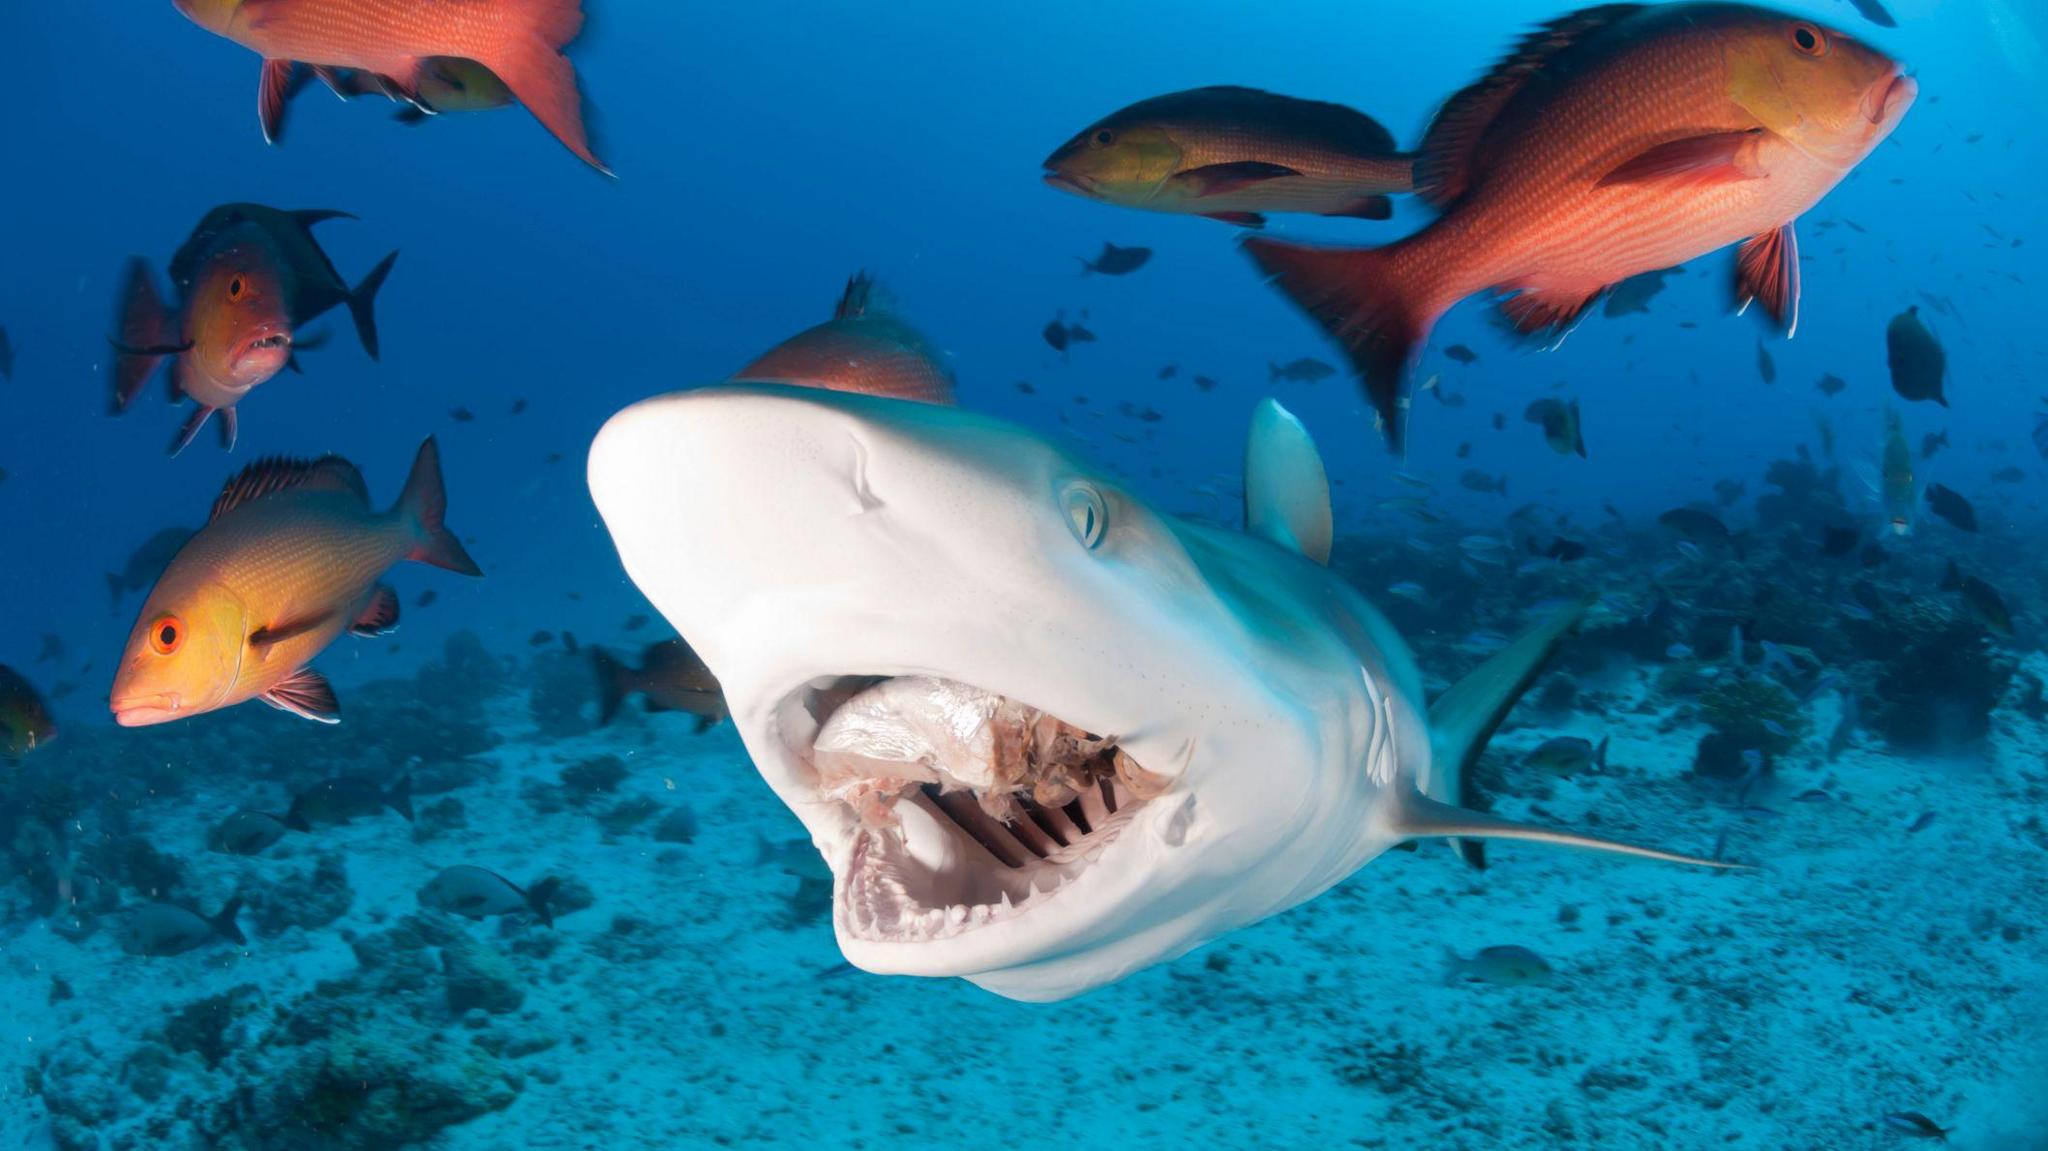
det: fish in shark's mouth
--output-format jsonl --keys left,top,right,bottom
{"left": 801, "top": 675, "right": 1170, "bottom": 944}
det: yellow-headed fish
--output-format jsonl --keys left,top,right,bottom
{"left": 110, "top": 438, "right": 480, "bottom": 726}
{"left": 731, "top": 273, "right": 956, "bottom": 405}
{"left": 302, "top": 57, "right": 514, "bottom": 127}
{"left": 1043, "top": 85, "right": 1414, "bottom": 229}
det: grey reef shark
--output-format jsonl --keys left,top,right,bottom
{"left": 588, "top": 383, "right": 1737, "bottom": 1002}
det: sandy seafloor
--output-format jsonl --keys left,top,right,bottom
{"left": 4, "top": 658, "right": 2045, "bottom": 1151}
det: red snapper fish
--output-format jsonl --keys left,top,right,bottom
{"left": 1245, "top": 3, "right": 1916, "bottom": 449}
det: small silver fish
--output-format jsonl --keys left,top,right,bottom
{"left": 1881, "top": 1112, "right": 1952, "bottom": 1141}
{"left": 1444, "top": 944, "right": 1556, "bottom": 987}
{"left": 419, "top": 865, "right": 560, "bottom": 927}
{"left": 211, "top": 809, "right": 290, "bottom": 856}
{"left": 1523, "top": 735, "right": 1608, "bottom": 776}
{"left": 121, "top": 898, "right": 245, "bottom": 957}
{"left": 1386, "top": 581, "right": 1432, "bottom": 605}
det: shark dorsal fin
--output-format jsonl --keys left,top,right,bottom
{"left": 1243, "top": 398, "right": 1332, "bottom": 565}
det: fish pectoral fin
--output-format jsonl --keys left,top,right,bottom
{"left": 1324, "top": 195, "right": 1394, "bottom": 221}
{"left": 249, "top": 609, "right": 338, "bottom": 650}
{"left": 218, "top": 406, "right": 239, "bottom": 452}
{"left": 108, "top": 339, "right": 194, "bottom": 357}
{"left": 1734, "top": 222, "right": 1801, "bottom": 337}
{"left": 259, "top": 668, "right": 340, "bottom": 725}
{"left": 1498, "top": 285, "right": 1603, "bottom": 346}
{"left": 350, "top": 585, "right": 401, "bottom": 637}
{"left": 168, "top": 406, "right": 215, "bottom": 457}
{"left": 1596, "top": 129, "right": 1769, "bottom": 189}
{"left": 258, "top": 59, "right": 299, "bottom": 145}
{"left": 1388, "top": 791, "right": 1745, "bottom": 870}
{"left": 1172, "top": 160, "right": 1304, "bottom": 198}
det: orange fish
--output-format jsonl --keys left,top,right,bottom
{"left": 731, "top": 273, "right": 956, "bottom": 405}
{"left": 172, "top": 0, "right": 606, "bottom": 173}
{"left": 110, "top": 438, "right": 480, "bottom": 727}
{"left": 1245, "top": 3, "right": 1915, "bottom": 449}
{"left": 113, "top": 204, "right": 397, "bottom": 455}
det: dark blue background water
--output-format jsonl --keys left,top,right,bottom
{"left": 1, "top": 0, "right": 2041, "bottom": 704}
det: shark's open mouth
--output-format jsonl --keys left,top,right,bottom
{"left": 794, "top": 676, "right": 1169, "bottom": 945}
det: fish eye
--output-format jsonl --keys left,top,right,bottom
{"left": 1092, "top": 129, "right": 1114, "bottom": 148}
{"left": 1789, "top": 23, "right": 1826, "bottom": 56}
{"left": 228, "top": 276, "right": 245, "bottom": 300}
{"left": 149, "top": 615, "right": 184, "bottom": 655}
{"left": 1061, "top": 481, "right": 1108, "bottom": 549}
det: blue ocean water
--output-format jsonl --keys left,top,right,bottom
{"left": 2, "top": 1, "right": 2045, "bottom": 1148}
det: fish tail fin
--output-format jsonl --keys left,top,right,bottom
{"left": 112, "top": 259, "right": 172, "bottom": 413}
{"left": 479, "top": 0, "right": 610, "bottom": 174}
{"left": 592, "top": 646, "right": 630, "bottom": 725}
{"left": 1423, "top": 594, "right": 1596, "bottom": 869}
{"left": 105, "top": 572, "right": 124, "bottom": 612}
{"left": 1267, "top": 361, "right": 1280, "bottom": 383}
{"left": 526, "top": 876, "right": 561, "bottom": 928}
{"left": 211, "top": 895, "right": 247, "bottom": 946}
{"left": 1441, "top": 945, "right": 1465, "bottom": 987}
{"left": 753, "top": 833, "right": 774, "bottom": 866}
{"left": 346, "top": 250, "right": 399, "bottom": 361}
{"left": 398, "top": 437, "right": 483, "bottom": 576}
{"left": 384, "top": 773, "right": 414, "bottom": 823}
{"left": 1594, "top": 735, "right": 1609, "bottom": 772}
{"left": 1241, "top": 237, "right": 1433, "bottom": 452}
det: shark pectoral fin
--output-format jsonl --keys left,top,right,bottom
{"left": 1243, "top": 398, "right": 1332, "bottom": 564}
{"left": 1424, "top": 592, "right": 1594, "bottom": 868}
{"left": 1390, "top": 792, "right": 1744, "bottom": 870}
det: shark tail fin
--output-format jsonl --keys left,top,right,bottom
{"left": 1243, "top": 398, "right": 1333, "bottom": 565}
{"left": 1388, "top": 792, "right": 1743, "bottom": 870}
{"left": 1423, "top": 593, "right": 1595, "bottom": 869}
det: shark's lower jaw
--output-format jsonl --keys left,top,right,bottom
{"left": 785, "top": 675, "right": 1166, "bottom": 951}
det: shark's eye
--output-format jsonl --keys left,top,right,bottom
{"left": 1061, "top": 481, "right": 1108, "bottom": 549}
{"left": 149, "top": 615, "right": 184, "bottom": 655}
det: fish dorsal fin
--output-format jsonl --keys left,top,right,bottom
{"left": 1415, "top": 3, "right": 1648, "bottom": 208}
{"left": 835, "top": 272, "right": 880, "bottom": 320}
{"left": 210, "top": 455, "right": 368, "bottom": 522}
{"left": 1243, "top": 398, "right": 1332, "bottom": 565}
{"left": 1424, "top": 593, "right": 1593, "bottom": 867}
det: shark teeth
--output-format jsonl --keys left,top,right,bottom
{"left": 817, "top": 677, "right": 1165, "bottom": 946}
{"left": 838, "top": 787, "right": 1144, "bottom": 945}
